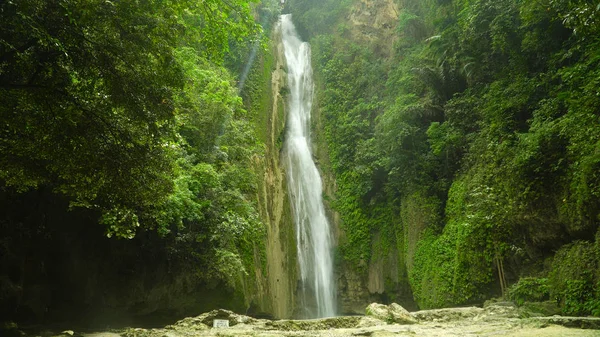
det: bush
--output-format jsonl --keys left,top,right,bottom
{"left": 550, "top": 241, "right": 600, "bottom": 316}
{"left": 508, "top": 277, "right": 549, "bottom": 305}
{"left": 562, "top": 279, "right": 600, "bottom": 316}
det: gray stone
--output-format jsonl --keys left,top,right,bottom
{"left": 370, "top": 331, "right": 398, "bottom": 337}
{"left": 519, "top": 301, "right": 562, "bottom": 317}
{"left": 412, "top": 307, "right": 484, "bottom": 322}
{"left": 365, "top": 303, "right": 390, "bottom": 322}
{"left": 388, "top": 303, "right": 418, "bottom": 324}
{"left": 266, "top": 316, "right": 363, "bottom": 331}
{"left": 480, "top": 303, "right": 520, "bottom": 319}
{"left": 365, "top": 303, "right": 417, "bottom": 324}
{"left": 356, "top": 316, "right": 387, "bottom": 328}
{"left": 483, "top": 300, "right": 516, "bottom": 308}
{"left": 173, "top": 309, "right": 256, "bottom": 329}
{"left": 82, "top": 333, "right": 122, "bottom": 337}
{"left": 52, "top": 331, "right": 80, "bottom": 337}
{"left": 529, "top": 316, "right": 600, "bottom": 330}
{"left": 91, "top": 307, "right": 600, "bottom": 337}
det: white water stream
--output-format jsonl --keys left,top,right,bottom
{"left": 281, "top": 14, "right": 336, "bottom": 318}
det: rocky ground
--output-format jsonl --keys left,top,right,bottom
{"left": 11, "top": 303, "right": 600, "bottom": 337}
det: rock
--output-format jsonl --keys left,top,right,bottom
{"left": 483, "top": 300, "right": 516, "bottom": 308}
{"left": 356, "top": 316, "right": 387, "bottom": 328}
{"left": 85, "top": 308, "right": 600, "bottom": 337}
{"left": 365, "top": 303, "right": 390, "bottom": 321}
{"left": 121, "top": 328, "right": 158, "bottom": 337}
{"left": 370, "top": 330, "right": 398, "bottom": 337}
{"left": 264, "top": 315, "right": 387, "bottom": 331}
{"left": 266, "top": 316, "right": 364, "bottom": 331}
{"left": 339, "top": 270, "right": 372, "bottom": 315}
{"left": 519, "top": 301, "right": 562, "bottom": 317}
{"left": 529, "top": 316, "right": 600, "bottom": 329}
{"left": 365, "top": 303, "right": 417, "bottom": 324}
{"left": 480, "top": 302, "right": 520, "bottom": 319}
{"left": 52, "top": 331, "right": 81, "bottom": 337}
{"left": 388, "top": 303, "right": 417, "bottom": 324}
{"left": 82, "top": 333, "right": 123, "bottom": 337}
{"left": 174, "top": 309, "right": 255, "bottom": 329}
{"left": 412, "top": 307, "right": 484, "bottom": 322}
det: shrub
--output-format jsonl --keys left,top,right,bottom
{"left": 549, "top": 241, "right": 600, "bottom": 316}
{"left": 508, "top": 277, "right": 549, "bottom": 305}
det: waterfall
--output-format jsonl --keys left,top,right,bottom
{"left": 280, "top": 14, "right": 336, "bottom": 318}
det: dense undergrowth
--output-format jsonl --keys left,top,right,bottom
{"left": 288, "top": 0, "right": 600, "bottom": 314}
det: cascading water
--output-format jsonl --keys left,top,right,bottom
{"left": 280, "top": 14, "right": 336, "bottom": 318}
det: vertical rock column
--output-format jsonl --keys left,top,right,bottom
{"left": 252, "top": 20, "right": 297, "bottom": 319}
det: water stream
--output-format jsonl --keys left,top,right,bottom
{"left": 281, "top": 14, "right": 336, "bottom": 318}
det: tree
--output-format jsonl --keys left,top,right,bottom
{"left": 0, "top": 0, "right": 259, "bottom": 236}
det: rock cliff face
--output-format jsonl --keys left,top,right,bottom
{"left": 256, "top": 1, "right": 406, "bottom": 316}
{"left": 309, "top": 0, "right": 416, "bottom": 314}
{"left": 336, "top": 234, "right": 416, "bottom": 315}
{"left": 252, "top": 22, "right": 298, "bottom": 319}
{"left": 346, "top": 0, "right": 399, "bottom": 57}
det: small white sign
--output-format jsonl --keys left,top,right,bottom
{"left": 213, "top": 319, "right": 230, "bottom": 328}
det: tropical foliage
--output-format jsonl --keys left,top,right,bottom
{"left": 290, "top": 0, "right": 600, "bottom": 313}
{"left": 0, "top": 0, "right": 277, "bottom": 321}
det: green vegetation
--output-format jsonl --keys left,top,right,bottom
{"left": 2, "top": 0, "right": 599, "bottom": 323}
{"left": 289, "top": 0, "right": 600, "bottom": 314}
{"left": 508, "top": 277, "right": 550, "bottom": 306}
{"left": 0, "top": 0, "right": 261, "bottom": 237}
{"left": 550, "top": 241, "right": 600, "bottom": 316}
{"left": 0, "top": 0, "right": 280, "bottom": 323}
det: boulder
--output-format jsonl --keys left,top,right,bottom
{"left": 389, "top": 303, "right": 418, "bottom": 324}
{"left": 365, "top": 303, "right": 417, "bottom": 324}
{"left": 365, "top": 303, "right": 390, "bottom": 321}
{"left": 173, "top": 309, "right": 256, "bottom": 328}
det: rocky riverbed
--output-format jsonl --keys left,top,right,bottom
{"left": 13, "top": 303, "right": 600, "bottom": 337}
